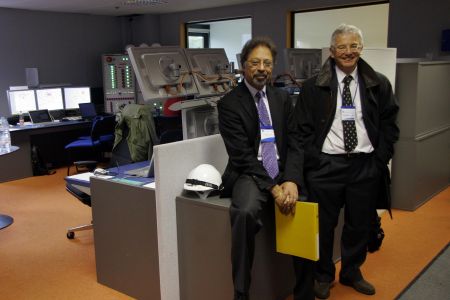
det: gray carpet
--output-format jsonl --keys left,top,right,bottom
{"left": 396, "top": 243, "right": 450, "bottom": 300}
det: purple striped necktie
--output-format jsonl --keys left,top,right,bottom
{"left": 256, "top": 91, "right": 279, "bottom": 179}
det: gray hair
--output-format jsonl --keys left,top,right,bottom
{"left": 330, "top": 24, "right": 364, "bottom": 47}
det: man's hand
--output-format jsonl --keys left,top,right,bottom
{"left": 281, "top": 181, "right": 298, "bottom": 215}
{"left": 271, "top": 184, "right": 290, "bottom": 215}
{"left": 270, "top": 184, "right": 290, "bottom": 215}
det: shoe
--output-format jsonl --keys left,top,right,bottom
{"left": 314, "top": 280, "right": 331, "bottom": 299}
{"left": 233, "top": 293, "right": 249, "bottom": 300}
{"left": 339, "top": 278, "right": 376, "bottom": 295}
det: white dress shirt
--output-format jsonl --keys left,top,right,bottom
{"left": 322, "top": 66, "right": 374, "bottom": 154}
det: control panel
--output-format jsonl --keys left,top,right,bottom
{"left": 102, "top": 54, "right": 136, "bottom": 113}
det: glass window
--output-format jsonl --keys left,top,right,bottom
{"left": 293, "top": 3, "right": 389, "bottom": 49}
{"left": 186, "top": 17, "right": 252, "bottom": 68}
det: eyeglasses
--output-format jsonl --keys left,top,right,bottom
{"left": 246, "top": 59, "right": 273, "bottom": 69}
{"left": 333, "top": 44, "right": 362, "bottom": 53}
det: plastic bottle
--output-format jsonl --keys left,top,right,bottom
{"left": 19, "top": 111, "right": 25, "bottom": 126}
{"left": 0, "top": 116, "right": 11, "bottom": 154}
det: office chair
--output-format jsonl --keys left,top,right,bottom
{"left": 159, "top": 129, "right": 183, "bottom": 144}
{"left": 66, "top": 185, "right": 92, "bottom": 239}
{"left": 65, "top": 115, "right": 116, "bottom": 175}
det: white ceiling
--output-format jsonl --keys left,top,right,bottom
{"left": 0, "top": 0, "right": 267, "bottom": 16}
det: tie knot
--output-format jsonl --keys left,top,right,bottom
{"left": 343, "top": 75, "right": 353, "bottom": 85}
{"left": 255, "top": 91, "right": 264, "bottom": 101}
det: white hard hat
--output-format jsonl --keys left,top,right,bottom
{"left": 184, "top": 164, "right": 222, "bottom": 192}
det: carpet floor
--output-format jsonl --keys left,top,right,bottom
{"left": 1, "top": 168, "right": 449, "bottom": 300}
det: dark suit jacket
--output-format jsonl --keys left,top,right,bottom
{"left": 218, "top": 82, "right": 303, "bottom": 198}
{"left": 295, "top": 58, "right": 399, "bottom": 211}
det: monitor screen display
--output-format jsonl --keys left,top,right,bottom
{"left": 63, "top": 87, "right": 91, "bottom": 109}
{"left": 36, "top": 88, "right": 64, "bottom": 110}
{"left": 29, "top": 109, "right": 52, "bottom": 123}
{"left": 7, "top": 90, "right": 37, "bottom": 115}
{"left": 79, "top": 103, "right": 97, "bottom": 120}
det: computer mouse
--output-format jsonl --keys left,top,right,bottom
{"left": 93, "top": 168, "right": 108, "bottom": 176}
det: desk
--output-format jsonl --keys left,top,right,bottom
{"left": 0, "top": 146, "right": 19, "bottom": 229}
{"left": 65, "top": 162, "right": 159, "bottom": 299}
{"left": 176, "top": 194, "right": 295, "bottom": 300}
{"left": 65, "top": 161, "right": 154, "bottom": 195}
{"left": 6, "top": 121, "right": 91, "bottom": 182}
{"left": 91, "top": 177, "right": 160, "bottom": 300}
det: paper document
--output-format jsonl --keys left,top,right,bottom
{"left": 143, "top": 182, "right": 156, "bottom": 189}
{"left": 275, "top": 201, "right": 319, "bottom": 261}
{"left": 67, "top": 172, "right": 114, "bottom": 182}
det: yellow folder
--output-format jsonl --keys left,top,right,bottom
{"left": 275, "top": 201, "right": 319, "bottom": 261}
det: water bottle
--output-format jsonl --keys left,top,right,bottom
{"left": 19, "top": 111, "right": 25, "bottom": 126}
{"left": 0, "top": 117, "right": 11, "bottom": 154}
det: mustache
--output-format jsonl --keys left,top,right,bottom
{"left": 253, "top": 71, "right": 268, "bottom": 78}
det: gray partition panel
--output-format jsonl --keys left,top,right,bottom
{"left": 392, "top": 61, "right": 450, "bottom": 210}
{"left": 91, "top": 178, "right": 160, "bottom": 300}
{"left": 153, "top": 134, "right": 228, "bottom": 300}
{"left": 176, "top": 194, "right": 295, "bottom": 300}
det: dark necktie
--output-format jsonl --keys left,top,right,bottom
{"left": 342, "top": 75, "right": 358, "bottom": 152}
{"left": 256, "top": 91, "right": 279, "bottom": 179}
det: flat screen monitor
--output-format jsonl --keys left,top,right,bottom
{"left": 36, "top": 88, "right": 64, "bottom": 110}
{"left": 63, "top": 87, "right": 91, "bottom": 109}
{"left": 79, "top": 103, "right": 97, "bottom": 120}
{"left": 7, "top": 90, "right": 37, "bottom": 115}
{"left": 29, "top": 109, "right": 52, "bottom": 123}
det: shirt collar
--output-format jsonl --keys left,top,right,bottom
{"left": 244, "top": 79, "right": 266, "bottom": 100}
{"left": 335, "top": 65, "right": 359, "bottom": 84}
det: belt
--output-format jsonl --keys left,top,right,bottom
{"left": 322, "top": 152, "right": 372, "bottom": 159}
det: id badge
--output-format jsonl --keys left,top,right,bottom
{"left": 341, "top": 106, "right": 356, "bottom": 121}
{"left": 260, "top": 126, "right": 275, "bottom": 143}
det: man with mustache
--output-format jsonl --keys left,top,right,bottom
{"left": 295, "top": 24, "right": 399, "bottom": 299}
{"left": 218, "top": 36, "right": 314, "bottom": 300}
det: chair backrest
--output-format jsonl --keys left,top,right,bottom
{"left": 90, "top": 115, "right": 116, "bottom": 141}
{"left": 110, "top": 126, "right": 133, "bottom": 166}
{"left": 160, "top": 129, "right": 183, "bottom": 144}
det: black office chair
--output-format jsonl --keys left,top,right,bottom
{"left": 65, "top": 115, "right": 116, "bottom": 175}
{"left": 66, "top": 185, "right": 92, "bottom": 239}
{"left": 159, "top": 129, "right": 183, "bottom": 144}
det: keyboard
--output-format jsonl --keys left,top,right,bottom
{"left": 65, "top": 116, "right": 82, "bottom": 121}
{"left": 33, "top": 121, "right": 56, "bottom": 126}
{"left": 124, "top": 165, "right": 151, "bottom": 177}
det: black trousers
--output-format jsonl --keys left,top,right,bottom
{"left": 306, "top": 153, "right": 379, "bottom": 283}
{"left": 230, "top": 174, "right": 314, "bottom": 300}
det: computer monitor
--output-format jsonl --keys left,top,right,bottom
{"left": 79, "top": 103, "right": 97, "bottom": 121}
{"left": 63, "top": 87, "right": 91, "bottom": 109}
{"left": 28, "top": 109, "right": 52, "bottom": 123}
{"left": 123, "top": 155, "right": 155, "bottom": 178}
{"left": 36, "top": 88, "right": 64, "bottom": 110}
{"left": 7, "top": 89, "right": 37, "bottom": 115}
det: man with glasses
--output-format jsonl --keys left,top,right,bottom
{"left": 218, "top": 36, "right": 314, "bottom": 300}
{"left": 295, "top": 24, "right": 399, "bottom": 299}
